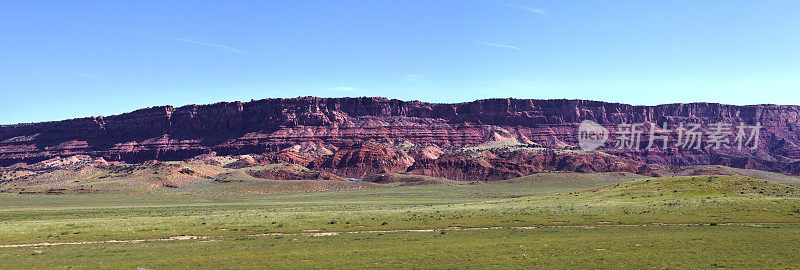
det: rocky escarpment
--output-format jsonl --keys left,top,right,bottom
{"left": 2, "top": 97, "right": 800, "bottom": 179}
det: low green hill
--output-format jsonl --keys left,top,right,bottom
{"left": 658, "top": 165, "right": 800, "bottom": 186}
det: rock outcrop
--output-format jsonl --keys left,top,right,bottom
{"left": 2, "top": 97, "right": 800, "bottom": 179}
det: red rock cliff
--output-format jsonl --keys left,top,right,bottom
{"left": 2, "top": 97, "right": 799, "bottom": 175}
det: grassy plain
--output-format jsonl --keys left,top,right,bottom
{"left": 0, "top": 173, "right": 799, "bottom": 269}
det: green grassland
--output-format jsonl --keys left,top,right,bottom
{"left": 0, "top": 171, "right": 799, "bottom": 268}
{"left": 3, "top": 226, "right": 800, "bottom": 269}
{"left": 658, "top": 165, "right": 800, "bottom": 187}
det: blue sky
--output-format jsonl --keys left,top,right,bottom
{"left": 1, "top": 0, "right": 799, "bottom": 124}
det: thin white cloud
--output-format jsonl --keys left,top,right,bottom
{"left": 503, "top": 4, "right": 545, "bottom": 15}
{"left": 76, "top": 72, "right": 99, "bottom": 79}
{"left": 324, "top": 86, "right": 363, "bottom": 92}
{"left": 142, "top": 33, "right": 244, "bottom": 54}
{"left": 406, "top": 74, "right": 423, "bottom": 83}
{"left": 43, "top": 86, "right": 98, "bottom": 91}
{"left": 476, "top": 41, "right": 522, "bottom": 50}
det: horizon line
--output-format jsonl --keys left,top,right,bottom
{"left": 1, "top": 96, "right": 792, "bottom": 126}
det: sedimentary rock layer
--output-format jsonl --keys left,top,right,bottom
{"left": 2, "top": 97, "right": 799, "bottom": 177}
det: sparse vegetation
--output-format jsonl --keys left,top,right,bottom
{"left": 0, "top": 174, "right": 798, "bottom": 268}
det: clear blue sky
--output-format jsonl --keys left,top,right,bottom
{"left": 2, "top": 0, "right": 799, "bottom": 124}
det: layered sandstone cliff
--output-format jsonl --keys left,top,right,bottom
{"left": 2, "top": 97, "right": 799, "bottom": 178}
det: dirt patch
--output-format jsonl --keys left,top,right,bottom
{"left": 1, "top": 223, "right": 796, "bottom": 248}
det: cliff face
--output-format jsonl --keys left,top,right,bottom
{"left": 2, "top": 97, "right": 800, "bottom": 178}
